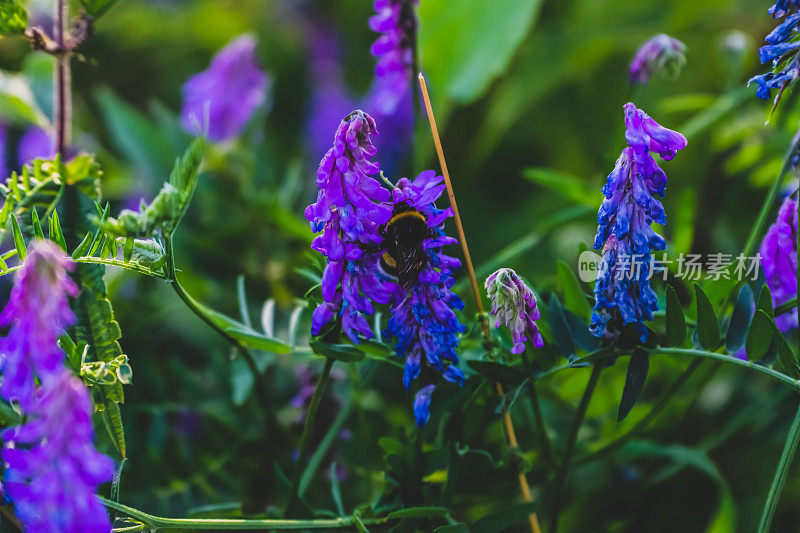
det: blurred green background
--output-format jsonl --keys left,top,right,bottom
{"left": 2, "top": 0, "right": 800, "bottom": 531}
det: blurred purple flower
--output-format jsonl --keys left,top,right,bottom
{"left": 384, "top": 171, "right": 465, "bottom": 427}
{"left": 304, "top": 110, "right": 394, "bottom": 342}
{"left": 0, "top": 241, "right": 77, "bottom": 409}
{"left": 307, "top": 30, "right": 358, "bottom": 161}
{"left": 367, "top": 0, "right": 418, "bottom": 175}
{"left": 592, "top": 103, "right": 687, "bottom": 342}
{"left": 485, "top": 268, "right": 544, "bottom": 354}
{"left": 761, "top": 195, "right": 798, "bottom": 331}
{"left": 3, "top": 371, "right": 115, "bottom": 533}
{"left": 749, "top": 2, "right": 800, "bottom": 103}
{"left": 368, "top": 0, "right": 417, "bottom": 117}
{"left": 18, "top": 126, "right": 54, "bottom": 165}
{"left": 0, "top": 241, "right": 114, "bottom": 531}
{"left": 181, "top": 34, "right": 271, "bottom": 142}
{"left": 629, "top": 34, "right": 687, "bottom": 84}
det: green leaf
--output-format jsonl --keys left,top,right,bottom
{"left": 471, "top": 502, "right": 538, "bottom": 533}
{"left": 386, "top": 507, "right": 449, "bottom": 520}
{"left": 96, "top": 393, "right": 126, "bottom": 458}
{"left": 548, "top": 295, "right": 575, "bottom": 356}
{"left": 757, "top": 284, "right": 775, "bottom": 318}
{"left": 467, "top": 360, "right": 526, "bottom": 387}
{"left": 230, "top": 354, "right": 255, "bottom": 407}
{"left": 557, "top": 260, "right": 592, "bottom": 320}
{"left": 122, "top": 236, "right": 134, "bottom": 263}
{"left": 694, "top": 284, "right": 720, "bottom": 350}
{"left": 746, "top": 310, "right": 773, "bottom": 362}
{"left": 418, "top": 0, "right": 542, "bottom": 103}
{"left": 434, "top": 525, "right": 470, "bottom": 533}
{"left": 30, "top": 208, "right": 44, "bottom": 240}
{"left": 49, "top": 210, "right": 67, "bottom": 251}
{"left": 226, "top": 326, "right": 292, "bottom": 354}
{"left": 73, "top": 264, "right": 128, "bottom": 457}
{"left": 10, "top": 214, "right": 25, "bottom": 261}
{"left": 771, "top": 319, "right": 800, "bottom": 379}
{"left": 522, "top": 168, "right": 599, "bottom": 208}
{"left": 0, "top": 0, "right": 26, "bottom": 35}
{"left": 563, "top": 310, "right": 600, "bottom": 352}
{"left": 309, "top": 341, "right": 365, "bottom": 363}
{"left": 618, "top": 349, "right": 649, "bottom": 422}
{"left": 95, "top": 88, "right": 180, "bottom": 181}
{"left": 725, "top": 285, "right": 753, "bottom": 354}
{"left": 665, "top": 284, "right": 686, "bottom": 347}
{"left": 79, "top": 0, "right": 118, "bottom": 17}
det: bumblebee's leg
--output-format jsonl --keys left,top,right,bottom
{"left": 358, "top": 241, "right": 382, "bottom": 253}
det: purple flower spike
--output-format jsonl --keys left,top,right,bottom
{"left": 749, "top": 1, "right": 800, "bottom": 104}
{"left": 367, "top": 0, "right": 418, "bottom": 174}
{"left": 0, "top": 240, "right": 77, "bottom": 409}
{"left": 368, "top": 0, "right": 417, "bottom": 117}
{"left": 181, "top": 34, "right": 271, "bottom": 142}
{"left": 592, "top": 103, "right": 687, "bottom": 343}
{"left": 0, "top": 241, "right": 114, "bottom": 531}
{"left": 761, "top": 195, "right": 798, "bottom": 331}
{"left": 384, "top": 171, "right": 465, "bottom": 426}
{"left": 3, "top": 371, "right": 115, "bottom": 533}
{"left": 305, "top": 110, "right": 394, "bottom": 342}
{"left": 485, "top": 268, "right": 544, "bottom": 354}
{"left": 630, "top": 34, "right": 687, "bottom": 85}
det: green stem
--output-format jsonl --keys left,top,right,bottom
{"left": 575, "top": 359, "right": 703, "bottom": 466}
{"left": 775, "top": 297, "right": 798, "bottom": 317}
{"left": 758, "top": 403, "right": 800, "bottom": 533}
{"left": 298, "top": 398, "right": 354, "bottom": 497}
{"left": 101, "top": 497, "right": 391, "bottom": 530}
{"left": 522, "top": 353, "right": 555, "bottom": 465}
{"left": 742, "top": 131, "right": 800, "bottom": 258}
{"left": 163, "top": 237, "right": 261, "bottom": 384}
{"left": 653, "top": 347, "right": 800, "bottom": 393}
{"left": 285, "top": 356, "right": 335, "bottom": 516}
{"left": 548, "top": 363, "right": 603, "bottom": 533}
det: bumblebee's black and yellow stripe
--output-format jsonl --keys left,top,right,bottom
{"left": 378, "top": 202, "right": 430, "bottom": 290}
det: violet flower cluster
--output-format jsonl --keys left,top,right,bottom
{"left": 0, "top": 241, "right": 114, "bottom": 532}
{"left": 629, "top": 34, "right": 687, "bottom": 85}
{"left": 4, "top": 371, "right": 116, "bottom": 533}
{"left": 761, "top": 195, "right": 798, "bottom": 331}
{"left": 181, "top": 34, "right": 270, "bottom": 142}
{"left": 305, "top": 110, "right": 394, "bottom": 342}
{"left": 592, "top": 103, "right": 687, "bottom": 342}
{"left": 384, "top": 171, "right": 465, "bottom": 427}
{"left": 749, "top": 1, "right": 800, "bottom": 102}
{"left": 367, "top": 0, "right": 417, "bottom": 172}
{"left": 485, "top": 268, "right": 544, "bottom": 354}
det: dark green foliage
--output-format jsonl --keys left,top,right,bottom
{"left": 726, "top": 284, "right": 754, "bottom": 354}
{"left": 665, "top": 284, "right": 686, "bottom": 347}
{"left": 746, "top": 310, "right": 774, "bottom": 362}
{"left": 694, "top": 284, "right": 720, "bottom": 350}
{"left": 618, "top": 349, "right": 649, "bottom": 422}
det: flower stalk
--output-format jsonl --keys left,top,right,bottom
{"left": 418, "top": 73, "right": 541, "bottom": 533}
{"left": 285, "top": 357, "right": 334, "bottom": 517}
{"left": 758, "top": 402, "right": 800, "bottom": 533}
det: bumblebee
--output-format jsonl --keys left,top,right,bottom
{"left": 373, "top": 201, "right": 434, "bottom": 290}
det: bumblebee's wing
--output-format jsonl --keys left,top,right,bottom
{"left": 398, "top": 247, "right": 426, "bottom": 289}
